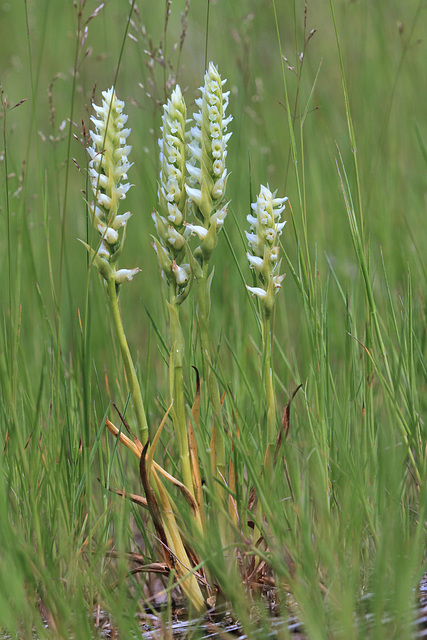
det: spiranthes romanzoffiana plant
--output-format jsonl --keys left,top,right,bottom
{"left": 246, "top": 184, "right": 288, "bottom": 465}
{"left": 152, "top": 84, "right": 196, "bottom": 496}
{"left": 184, "top": 63, "right": 232, "bottom": 539}
{"left": 82, "top": 87, "right": 148, "bottom": 443}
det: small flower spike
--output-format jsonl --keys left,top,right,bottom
{"left": 186, "top": 63, "right": 232, "bottom": 257}
{"left": 154, "top": 85, "right": 191, "bottom": 294}
{"left": 84, "top": 87, "right": 139, "bottom": 286}
{"left": 159, "top": 85, "right": 187, "bottom": 225}
{"left": 245, "top": 184, "right": 288, "bottom": 313}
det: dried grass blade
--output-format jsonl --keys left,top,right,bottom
{"left": 153, "top": 470, "right": 206, "bottom": 612}
{"left": 145, "top": 405, "right": 198, "bottom": 513}
{"left": 106, "top": 485, "right": 148, "bottom": 509}
{"left": 106, "top": 417, "right": 141, "bottom": 459}
{"left": 139, "top": 442, "right": 170, "bottom": 565}
{"left": 275, "top": 384, "right": 302, "bottom": 455}
{"left": 112, "top": 401, "right": 143, "bottom": 454}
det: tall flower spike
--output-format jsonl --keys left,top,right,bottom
{"left": 84, "top": 87, "right": 140, "bottom": 285}
{"left": 245, "top": 184, "right": 288, "bottom": 313}
{"left": 154, "top": 85, "right": 190, "bottom": 292}
{"left": 186, "top": 63, "right": 232, "bottom": 229}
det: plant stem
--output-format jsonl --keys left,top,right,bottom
{"left": 107, "top": 277, "right": 149, "bottom": 445}
{"left": 262, "top": 310, "right": 276, "bottom": 471}
{"left": 168, "top": 291, "right": 194, "bottom": 497}
{"left": 197, "top": 261, "right": 225, "bottom": 484}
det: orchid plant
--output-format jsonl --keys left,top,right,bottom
{"left": 83, "top": 67, "right": 288, "bottom": 613}
{"left": 246, "top": 185, "right": 288, "bottom": 465}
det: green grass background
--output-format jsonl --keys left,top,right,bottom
{"left": 1, "top": 0, "right": 427, "bottom": 638}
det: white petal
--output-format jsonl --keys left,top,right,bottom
{"left": 222, "top": 114, "right": 233, "bottom": 129}
{"left": 167, "top": 226, "right": 185, "bottom": 249}
{"left": 97, "top": 223, "right": 119, "bottom": 245}
{"left": 212, "top": 171, "right": 227, "bottom": 198}
{"left": 210, "top": 202, "right": 229, "bottom": 229}
{"left": 246, "top": 253, "right": 263, "bottom": 270}
{"left": 90, "top": 116, "right": 105, "bottom": 132}
{"left": 266, "top": 228, "right": 276, "bottom": 243}
{"left": 167, "top": 203, "right": 183, "bottom": 225}
{"left": 97, "top": 193, "right": 112, "bottom": 209}
{"left": 116, "top": 182, "right": 132, "bottom": 199}
{"left": 272, "top": 195, "right": 288, "bottom": 208}
{"left": 275, "top": 221, "right": 286, "bottom": 235}
{"left": 184, "top": 223, "right": 208, "bottom": 240}
{"left": 185, "top": 185, "right": 202, "bottom": 206}
{"left": 246, "top": 285, "right": 267, "bottom": 299}
{"left": 193, "top": 113, "right": 202, "bottom": 126}
{"left": 213, "top": 159, "right": 224, "bottom": 177}
{"left": 272, "top": 273, "right": 286, "bottom": 289}
{"left": 113, "top": 211, "right": 132, "bottom": 229}
{"left": 115, "top": 268, "right": 141, "bottom": 284}
{"left": 172, "top": 261, "right": 191, "bottom": 286}
{"left": 245, "top": 231, "right": 258, "bottom": 248}
{"left": 97, "top": 240, "right": 110, "bottom": 259}
{"left": 209, "top": 122, "right": 221, "bottom": 139}
{"left": 208, "top": 105, "right": 220, "bottom": 121}
{"left": 190, "top": 124, "right": 202, "bottom": 140}
{"left": 115, "top": 145, "right": 132, "bottom": 159}
{"left": 187, "top": 141, "right": 202, "bottom": 161}
{"left": 270, "top": 246, "right": 280, "bottom": 261}
{"left": 91, "top": 132, "right": 104, "bottom": 147}
{"left": 186, "top": 163, "right": 202, "bottom": 183}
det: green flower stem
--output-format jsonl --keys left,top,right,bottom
{"left": 262, "top": 310, "right": 276, "bottom": 470}
{"left": 197, "top": 261, "right": 226, "bottom": 486}
{"left": 107, "top": 276, "right": 149, "bottom": 445}
{"left": 168, "top": 291, "right": 194, "bottom": 497}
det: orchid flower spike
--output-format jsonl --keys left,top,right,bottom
{"left": 186, "top": 63, "right": 232, "bottom": 229}
{"left": 84, "top": 87, "right": 139, "bottom": 286}
{"left": 154, "top": 85, "right": 191, "bottom": 293}
{"left": 245, "top": 184, "right": 288, "bottom": 313}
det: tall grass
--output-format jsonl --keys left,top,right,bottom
{"left": 1, "top": 0, "right": 426, "bottom": 638}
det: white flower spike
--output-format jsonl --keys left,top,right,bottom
{"left": 84, "top": 87, "right": 140, "bottom": 285}
{"left": 245, "top": 184, "right": 288, "bottom": 313}
{"left": 186, "top": 63, "right": 232, "bottom": 225}
{"left": 155, "top": 85, "right": 189, "bottom": 292}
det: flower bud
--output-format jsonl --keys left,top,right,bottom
{"left": 115, "top": 268, "right": 141, "bottom": 284}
